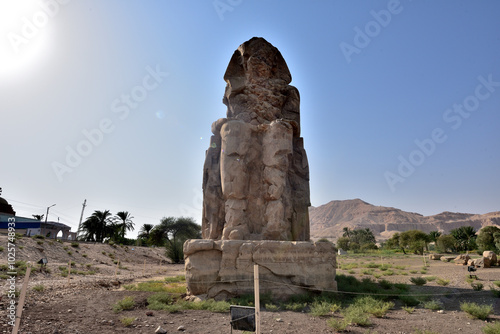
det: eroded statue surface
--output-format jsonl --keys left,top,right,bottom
{"left": 202, "top": 37, "right": 310, "bottom": 241}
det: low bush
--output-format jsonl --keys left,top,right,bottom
{"left": 410, "top": 277, "right": 427, "bottom": 286}
{"left": 471, "top": 282, "right": 484, "bottom": 291}
{"left": 402, "top": 306, "right": 415, "bottom": 314}
{"left": 309, "top": 301, "right": 338, "bottom": 317}
{"left": 32, "top": 284, "right": 44, "bottom": 292}
{"left": 482, "top": 322, "right": 500, "bottom": 334}
{"left": 112, "top": 296, "right": 135, "bottom": 313}
{"left": 460, "top": 302, "right": 493, "bottom": 320}
{"left": 120, "top": 317, "right": 134, "bottom": 327}
{"left": 164, "top": 275, "right": 185, "bottom": 283}
{"left": 436, "top": 278, "right": 450, "bottom": 286}
{"left": 399, "top": 295, "right": 420, "bottom": 307}
{"left": 326, "top": 318, "right": 348, "bottom": 332}
{"left": 342, "top": 305, "right": 371, "bottom": 326}
{"left": 423, "top": 299, "right": 443, "bottom": 311}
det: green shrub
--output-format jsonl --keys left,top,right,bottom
{"left": 402, "top": 306, "right": 415, "bottom": 314}
{"left": 67, "top": 251, "right": 73, "bottom": 256}
{"left": 112, "top": 296, "right": 135, "bottom": 313}
{"left": 365, "top": 262, "right": 380, "bottom": 269}
{"left": 383, "top": 270, "right": 395, "bottom": 276}
{"left": 164, "top": 275, "right": 186, "bottom": 283}
{"left": 492, "top": 281, "right": 500, "bottom": 288}
{"left": 310, "top": 301, "right": 338, "bottom": 317}
{"left": 472, "top": 283, "right": 484, "bottom": 291}
{"left": 423, "top": 299, "right": 443, "bottom": 311}
{"left": 490, "top": 285, "right": 500, "bottom": 298}
{"left": 120, "top": 317, "right": 134, "bottom": 327}
{"left": 353, "top": 296, "right": 393, "bottom": 318}
{"left": 185, "top": 299, "right": 231, "bottom": 313}
{"left": 265, "top": 303, "right": 279, "bottom": 312}
{"left": 283, "top": 302, "right": 307, "bottom": 311}
{"left": 342, "top": 305, "right": 371, "bottom": 327}
{"left": 399, "top": 295, "right": 420, "bottom": 307}
{"left": 0, "top": 246, "right": 4, "bottom": 252}
{"left": 378, "top": 279, "right": 393, "bottom": 290}
{"left": 326, "top": 318, "right": 348, "bottom": 332}
{"left": 409, "top": 270, "right": 418, "bottom": 274}
{"left": 482, "top": 322, "right": 500, "bottom": 334}
{"left": 36, "top": 241, "right": 43, "bottom": 245}
{"left": 425, "top": 276, "right": 437, "bottom": 281}
{"left": 410, "top": 277, "right": 427, "bottom": 286}
{"left": 460, "top": 302, "right": 493, "bottom": 320}
{"left": 436, "top": 278, "right": 450, "bottom": 286}
{"left": 32, "top": 284, "right": 45, "bottom": 292}
{"left": 147, "top": 292, "right": 173, "bottom": 310}
{"left": 71, "top": 242, "right": 79, "bottom": 248}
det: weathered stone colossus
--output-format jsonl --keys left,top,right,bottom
{"left": 202, "top": 37, "right": 310, "bottom": 241}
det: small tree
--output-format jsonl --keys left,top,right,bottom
{"left": 399, "top": 230, "right": 430, "bottom": 255}
{"left": 150, "top": 217, "right": 201, "bottom": 263}
{"left": 337, "top": 237, "right": 350, "bottom": 251}
{"left": 476, "top": 226, "right": 500, "bottom": 252}
{"left": 436, "top": 234, "right": 456, "bottom": 253}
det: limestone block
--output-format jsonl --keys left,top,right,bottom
{"left": 483, "top": 251, "right": 497, "bottom": 268}
{"left": 429, "top": 254, "right": 443, "bottom": 260}
{"left": 184, "top": 240, "right": 337, "bottom": 300}
{"left": 454, "top": 254, "right": 470, "bottom": 265}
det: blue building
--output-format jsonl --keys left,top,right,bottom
{"left": 0, "top": 197, "right": 76, "bottom": 240}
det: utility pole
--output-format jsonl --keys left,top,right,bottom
{"left": 76, "top": 199, "right": 87, "bottom": 238}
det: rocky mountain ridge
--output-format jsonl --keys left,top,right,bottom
{"left": 309, "top": 199, "right": 500, "bottom": 241}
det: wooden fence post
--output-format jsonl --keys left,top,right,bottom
{"left": 12, "top": 265, "right": 32, "bottom": 334}
{"left": 254, "top": 264, "right": 261, "bottom": 334}
{"left": 67, "top": 261, "right": 71, "bottom": 285}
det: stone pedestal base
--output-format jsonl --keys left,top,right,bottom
{"left": 184, "top": 240, "right": 337, "bottom": 300}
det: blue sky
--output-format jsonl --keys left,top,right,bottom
{"left": 1, "top": 0, "right": 499, "bottom": 238}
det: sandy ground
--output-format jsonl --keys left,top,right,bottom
{"left": 0, "top": 236, "right": 499, "bottom": 333}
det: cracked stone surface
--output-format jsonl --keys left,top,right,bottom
{"left": 202, "top": 37, "right": 310, "bottom": 241}
{"left": 184, "top": 240, "right": 337, "bottom": 300}
{"left": 187, "top": 37, "right": 336, "bottom": 300}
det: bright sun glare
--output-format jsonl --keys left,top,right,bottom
{"left": 0, "top": 0, "right": 51, "bottom": 79}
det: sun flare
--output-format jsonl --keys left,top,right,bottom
{"left": 0, "top": 0, "right": 52, "bottom": 79}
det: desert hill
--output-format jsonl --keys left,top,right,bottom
{"left": 309, "top": 199, "right": 500, "bottom": 241}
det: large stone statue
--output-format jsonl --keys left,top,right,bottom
{"left": 185, "top": 37, "right": 336, "bottom": 300}
{"left": 202, "top": 37, "right": 310, "bottom": 241}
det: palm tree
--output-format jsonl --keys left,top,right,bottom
{"left": 114, "top": 211, "right": 135, "bottom": 240}
{"left": 428, "top": 231, "right": 442, "bottom": 243}
{"left": 139, "top": 223, "right": 154, "bottom": 239}
{"left": 150, "top": 217, "right": 201, "bottom": 263}
{"left": 32, "top": 214, "right": 44, "bottom": 221}
{"left": 450, "top": 226, "right": 477, "bottom": 252}
{"left": 82, "top": 210, "right": 112, "bottom": 242}
{"left": 342, "top": 227, "right": 352, "bottom": 238}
